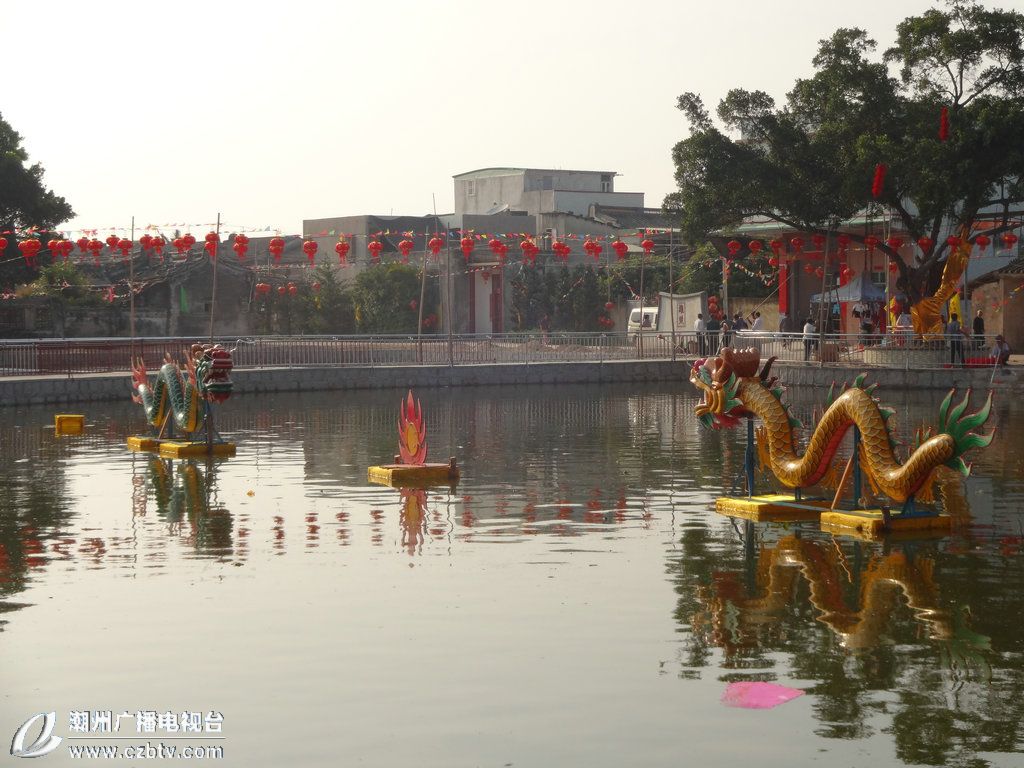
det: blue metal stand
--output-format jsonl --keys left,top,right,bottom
{"left": 852, "top": 426, "right": 862, "bottom": 510}
{"left": 745, "top": 418, "right": 755, "bottom": 498}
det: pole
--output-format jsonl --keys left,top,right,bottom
{"left": 444, "top": 204, "right": 454, "bottom": 367}
{"left": 669, "top": 227, "right": 676, "bottom": 361}
{"left": 852, "top": 425, "right": 862, "bottom": 508}
{"left": 745, "top": 417, "right": 755, "bottom": 498}
{"left": 129, "top": 215, "right": 136, "bottom": 362}
{"left": 817, "top": 228, "right": 830, "bottom": 366}
{"left": 722, "top": 252, "right": 730, "bottom": 323}
{"left": 638, "top": 245, "right": 646, "bottom": 359}
{"left": 208, "top": 212, "right": 220, "bottom": 342}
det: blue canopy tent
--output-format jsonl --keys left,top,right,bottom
{"left": 810, "top": 273, "right": 886, "bottom": 304}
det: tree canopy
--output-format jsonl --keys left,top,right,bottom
{"left": 0, "top": 113, "right": 73, "bottom": 233}
{"left": 666, "top": 0, "right": 1024, "bottom": 303}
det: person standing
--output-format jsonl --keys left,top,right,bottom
{"left": 694, "top": 313, "right": 707, "bottom": 356}
{"left": 947, "top": 312, "right": 965, "bottom": 367}
{"left": 973, "top": 309, "right": 985, "bottom": 349}
{"left": 779, "top": 313, "right": 791, "bottom": 349}
{"left": 720, "top": 318, "right": 732, "bottom": 348}
{"left": 750, "top": 311, "right": 764, "bottom": 331}
{"left": 802, "top": 317, "right": 817, "bottom": 361}
{"left": 706, "top": 314, "right": 721, "bottom": 354}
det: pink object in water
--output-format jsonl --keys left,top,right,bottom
{"left": 721, "top": 681, "right": 804, "bottom": 709}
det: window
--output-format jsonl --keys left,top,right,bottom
{"left": 466, "top": 180, "right": 476, "bottom": 196}
{"left": 601, "top": 174, "right": 612, "bottom": 193}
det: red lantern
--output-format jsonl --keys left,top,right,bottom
{"left": 519, "top": 239, "right": 538, "bottom": 264}
{"left": 88, "top": 239, "right": 104, "bottom": 265}
{"left": 769, "top": 239, "right": 783, "bottom": 256}
{"left": 399, "top": 239, "right": 415, "bottom": 262}
{"left": 0, "top": 236, "right": 8, "bottom": 253}
{"left": 269, "top": 236, "right": 285, "bottom": 262}
{"left": 59, "top": 240, "right": 74, "bottom": 260}
{"left": 427, "top": 236, "right": 444, "bottom": 257}
{"left": 946, "top": 235, "right": 962, "bottom": 249}
{"left": 368, "top": 239, "right": 383, "bottom": 263}
{"left": 640, "top": 238, "right": 654, "bottom": 254}
{"left": 117, "top": 238, "right": 132, "bottom": 258}
{"left": 76, "top": 237, "right": 90, "bottom": 254}
{"left": 233, "top": 233, "right": 249, "bottom": 260}
{"left": 837, "top": 234, "right": 850, "bottom": 252}
{"left": 790, "top": 237, "right": 804, "bottom": 254}
{"left": 811, "top": 233, "right": 826, "bottom": 251}
{"left": 814, "top": 266, "right": 824, "bottom": 278}
{"left": 1002, "top": 232, "right": 1019, "bottom": 249}
{"left": 106, "top": 234, "right": 120, "bottom": 253}
{"left": 864, "top": 235, "right": 879, "bottom": 254}
{"left": 204, "top": 231, "right": 219, "bottom": 257}
{"left": 726, "top": 239, "right": 741, "bottom": 257}
{"left": 335, "top": 239, "right": 350, "bottom": 265}
{"left": 302, "top": 239, "right": 318, "bottom": 265}
{"left": 748, "top": 239, "right": 763, "bottom": 254}
{"left": 488, "top": 238, "right": 503, "bottom": 255}
{"left": 889, "top": 261, "right": 899, "bottom": 273}
{"left": 604, "top": 301, "right": 615, "bottom": 311}
{"left": 591, "top": 241, "right": 603, "bottom": 259}
{"left": 173, "top": 238, "right": 186, "bottom": 256}
{"left": 182, "top": 233, "right": 196, "bottom": 251}
{"left": 612, "top": 240, "right": 628, "bottom": 260}
{"left": 277, "top": 285, "right": 287, "bottom": 296}
{"left": 287, "top": 282, "right": 297, "bottom": 296}
{"left": 803, "top": 263, "right": 814, "bottom": 274}
{"left": 47, "top": 239, "right": 61, "bottom": 261}
{"left": 768, "top": 256, "right": 779, "bottom": 268}
{"left": 496, "top": 242, "right": 508, "bottom": 262}
{"left": 871, "top": 163, "right": 887, "bottom": 198}
{"left": 255, "top": 282, "right": 271, "bottom": 297}
{"left": 19, "top": 238, "right": 41, "bottom": 267}
{"left": 460, "top": 236, "right": 475, "bottom": 261}
{"left": 917, "top": 236, "right": 933, "bottom": 252}
{"left": 139, "top": 234, "right": 153, "bottom": 252}
{"left": 885, "top": 236, "right": 903, "bottom": 251}
{"left": 974, "top": 235, "right": 990, "bottom": 250}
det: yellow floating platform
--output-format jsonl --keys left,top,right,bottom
{"left": 820, "top": 509, "right": 952, "bottom": 538}
{"left": 55, "top": 414, "right": 85, "bottom": 434}
{"left": 158, "top": 441, "right": 237, "bottom": 458}
{"left": 716, "top": 494, "right": 831, "bottom": 522}
{"left": 368, "top": 463, "right": 459, "bottom": 488}
{"left": 127, "top": 436, "right": 162, "bottom": 452}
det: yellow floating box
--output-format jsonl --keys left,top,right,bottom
{"left": 715, "top": 494, "right": 831, "bottom": 522}
{"left": 367, "top": 463, "right": 459, "bottom": 488}
{"left": 158, "top": 441, "right": 236, "bottom": 458}
{"left": 54, "top": 414, "right": 85, "bottom": 434}
{"left": 127, "top": 436, "right": 162, "bottom": 452}
{"left": 820, "top": 509, "right": 952, "bottom": 538}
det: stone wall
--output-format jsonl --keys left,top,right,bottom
{"left": 2, "top": 358, "right": 1020, "bottom": 407}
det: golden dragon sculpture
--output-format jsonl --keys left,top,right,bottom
{"left": 689, "top": 348, "right": 993, "bottom": 503}
{"left": 912, "top": 232, "right": 970, "bottom": 339}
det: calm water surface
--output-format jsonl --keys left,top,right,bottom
{"left": 2, "top": 382, "right": 1024, "bottom": 767}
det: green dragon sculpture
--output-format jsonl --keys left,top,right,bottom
{"left": 131, "top": 343, "right": 234, "bottom": 435}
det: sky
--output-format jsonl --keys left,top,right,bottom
{"left": 4, "top": 0, "right": 998, "bottom": 237}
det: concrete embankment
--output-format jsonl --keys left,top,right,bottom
{"left": 0, "top": 359, "right": 1019, "bottom": 406}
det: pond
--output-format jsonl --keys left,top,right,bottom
{"left": 1, "top": 382, "right": 1023, "bottom": 767}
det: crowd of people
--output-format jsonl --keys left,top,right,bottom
{"left": 690, "top": 305, "right": 1012, "bottom": 369}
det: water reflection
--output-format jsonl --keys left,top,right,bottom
{"left": 0, "top": 384, "right": 1022, "bottom": 766}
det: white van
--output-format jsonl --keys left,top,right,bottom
{"left": 627, "top": 307, "right": 659, "bottom": 340}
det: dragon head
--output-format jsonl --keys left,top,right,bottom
{"left": 689, "top": 347, "right": 764, "bottom": 430}
{"left": 189, "top": 343, "right": 234, "bottom": 403}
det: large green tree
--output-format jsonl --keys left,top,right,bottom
{"left": 1, "top": 113, "right": 74, "bottom": 277}
{"left": 667, "top": 1, "right": 1024, "bottom": 304}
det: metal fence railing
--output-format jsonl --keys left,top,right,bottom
{"left": 0, "top": 331, "right": 1010, "bottom": 377}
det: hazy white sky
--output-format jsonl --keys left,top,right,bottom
{"left": 5, "top": 0, "right": 993, "bottom": 236}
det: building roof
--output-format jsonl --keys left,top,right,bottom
{"left": 453, "top": 167, "right": 618, "bottom": 180}
{"left": 1000, "top": 254, "right": 1024, "bottom": 275}
{"left": 590, "top": 205, "right": 671, "bottom": 231}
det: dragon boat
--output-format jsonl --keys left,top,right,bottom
{"left": 689, "top": 347, "right": 994, "bottom": 535}
{"left": 128, "top": 343, "right": 236, "bottom": 457}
